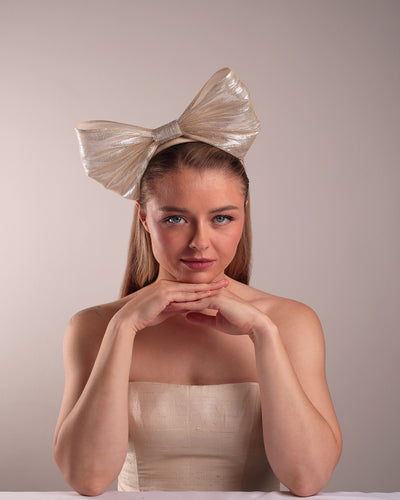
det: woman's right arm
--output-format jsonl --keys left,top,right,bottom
{"left": 53, "top": 307, "right": 136, "bottom": 496}
{"left": 53, "top": 279, "right": 227, "bottom": 496}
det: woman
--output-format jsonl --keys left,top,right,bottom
{"left": 53, "top": 68, "right": 342, "bottom": 496}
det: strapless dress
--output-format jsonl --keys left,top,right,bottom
{"left": 117, "top": 381, "right": 279, "bottom": 491}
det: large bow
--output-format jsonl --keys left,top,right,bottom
{"left": 75, "top": 67, "right": 260, "bottom": 200}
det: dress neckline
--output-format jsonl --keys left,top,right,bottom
{"left": 128, "top": 380, "right": 259, "bottom": 388}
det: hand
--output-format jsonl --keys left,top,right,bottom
{"left": 111, "top": 279, "right": 229, "bottom": 333}
{"left": 182, "top": 287, "right": 275, "bottom": 337}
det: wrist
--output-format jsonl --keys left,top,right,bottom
{"left": 248, "top": 316, "right": 280, "bottom": 350}
{"left": 108, "top": 313, "right": 138, "bottom": 340}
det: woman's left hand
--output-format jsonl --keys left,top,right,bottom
{"left": 171, "top": 286, "right": 271, "bottom": 337}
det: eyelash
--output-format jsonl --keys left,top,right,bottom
{"left": 213, "top": 215, "right": 234, "bottom": 224}
{"left": 164, "top": 215, "right": 185, "bottom": 225}
{"left": 163, "top": 215, "right": 234, "bottom": 225}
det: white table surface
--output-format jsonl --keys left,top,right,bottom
{"left": 0, "top": 492, "right": 399, "bottom": 500}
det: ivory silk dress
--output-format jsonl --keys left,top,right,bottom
{"left": 118, "top": 381, "right": 279, "bottom": 491}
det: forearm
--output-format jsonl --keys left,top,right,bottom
{"left": 251, "top": 325, "right": 341, "bottom": 496}
{"left": 54, "top": 320, "right": 136, "bottom": 495}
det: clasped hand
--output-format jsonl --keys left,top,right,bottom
{"left": 113, "top": 278, "right": 272, "bottom": 338}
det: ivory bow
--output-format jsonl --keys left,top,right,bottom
{"left": 75, "top": 67, "right": 260, "bottom": 200}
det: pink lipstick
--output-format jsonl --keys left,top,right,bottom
{"left": 180, "top": 259, "right": 215, "bottom": 270}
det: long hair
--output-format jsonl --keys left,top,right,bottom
{"left": 120, "top": 142, "right": 252, "bottom": 297}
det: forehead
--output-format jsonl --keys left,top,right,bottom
{"left": 148, "top": 168, "right": 245, "bottom": 205}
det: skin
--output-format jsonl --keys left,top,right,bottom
{"left": 53, "top": 168, "right": 342, "bottom": 496}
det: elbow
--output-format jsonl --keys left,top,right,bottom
{"left": 72, "top": 482, "right": 109, "bottom": 497}
{"left": 286, "top": 467, "right": 334, "bottom": 497}
{"left": 60, "top": 468, "right": 110, "bottom": 497}
{"left": 286, "top": 441, "right": 342, "bottom": 496}
{"left": 53, "top": 444, "right": 111, "bottom": 497}
{"left": 289, "top": 482, "right": 323, "bottom": 497}
{"left": 288, "top": 478, "right": 325, "bottom": 497}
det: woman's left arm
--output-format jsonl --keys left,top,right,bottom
{"left": 250, "top": 301, "right": 342, "bottom": 496}
{"left": 185, "top": 288, "right": 342, "bottom": 496}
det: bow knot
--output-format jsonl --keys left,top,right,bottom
{"left": 152, "top": 120, "right": 182, "bottom": 145}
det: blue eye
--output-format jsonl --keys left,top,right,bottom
{"left": 165, "top": 215, "right": 185, "bottom": 224}
{"left": 213, "top": 215, "right": 233, "bottom": 224}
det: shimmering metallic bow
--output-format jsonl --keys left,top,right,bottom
{"left": 75, "top": 67, "right": 260, "bottom": 200}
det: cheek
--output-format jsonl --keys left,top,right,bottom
{"left": 219, "top": 223, "right": 244, "bottom": 254}
{"left": 147, "top": 225, "right": 185, "bottom": 256}
{"left": 233, "top": 221, "right": 245, "bottom": 242}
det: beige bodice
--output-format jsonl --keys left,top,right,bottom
{"left": 118, "top": 381, "right": 279, "bottom": 491}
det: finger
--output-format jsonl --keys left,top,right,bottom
{"left": 165, "top": 295, "right": 216, "bottom": 311}
{"left": 208, "top": 279, "right": 229, "bottom": 289}
{"left": 165, "top": 301, "right": 206, "bottom": 312}
{"left": 164, "top": 286, "right": 226, "bottom": 305}
{"left": 175, "top": 279, "right": 228, "bottom": 293}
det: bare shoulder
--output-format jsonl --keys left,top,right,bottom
{"left": 231, "top": 280, "right": 323, "bottom": 345}
{"left": 64, "top": 298, "right": 129, "bottom": 374}
{"left": 68, "top": 296, "right": 129, "bottom": 333}
{"left": 237, "top": 283, "right": 329, "bottom": 386}
{"left": 255, "top": 290, "right": 321, "bottom": 332}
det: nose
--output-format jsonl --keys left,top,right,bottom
{"left": 188, "top": 221, "right": 210, "bottom": 251}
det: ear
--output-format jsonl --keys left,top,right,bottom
{"left": 136, "top": 201, "right": 150, "bottom": 232}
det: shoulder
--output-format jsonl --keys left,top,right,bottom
{"left": 230, "top": 279, "right": 323, "bottom": 348}
{"left": 69, "top": 303, "right": 115, "bottom": 331}
{"left": 256, "top": 291, "right": 321, "bottom": 334}
{"left": 231, "top": 279, "right": 320, "bottom": 323}
{"left": 64, "top": 298, "right": 129, "bottom": 371}
{"left": 254, "top": 288, "right": 326, "bottom": 370}
{"left": 232, "top": 284, "right": 327, "bottom": 383}
{"left": 68, "top": 296, "right": 130, "bottom": 331}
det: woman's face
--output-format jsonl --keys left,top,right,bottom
{"left": 138, "top": 167, "right": 246, "bottom": 284}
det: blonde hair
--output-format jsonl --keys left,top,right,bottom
{"left": 120, "top": 142, "right": 252, "bottom": 296}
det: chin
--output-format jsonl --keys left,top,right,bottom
{"left": 189, "top": 272, "right": 226, "bottom": 284}
{"left": 174, "top": 269, "right": 223, "bottom": 284}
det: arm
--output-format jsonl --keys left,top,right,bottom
{"left": 185, "top": 290, "right": 342, "bottom": 496}
{"left": 251, "top": 302, "right": 342, "bottom": 496}
{"left": 53, "top": 309, "right": 135, "bottom": 496}
{"left": 53, "top": 280, "right": 227, "bottom": 496}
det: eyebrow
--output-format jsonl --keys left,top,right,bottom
{"left": 158, "top": 205, "right": 240, "bottom": 214}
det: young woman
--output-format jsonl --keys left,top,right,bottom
{"left": 53, "top": 68, "right": 342, "bottom": 496}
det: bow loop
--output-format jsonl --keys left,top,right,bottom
{"left": 178, "top": 68, "right": 260, "bottom": 159}
{"left": 75, "top": 68, "right": 260, "bottom": 200}
{"left": 75, "top": 121, "right": 157, "bottom": 199}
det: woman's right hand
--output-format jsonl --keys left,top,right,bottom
{"left": 112, "top": 278, "right": 229, "bottom": 333}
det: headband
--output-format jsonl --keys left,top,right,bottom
{"left": 75, "top": 67, "right": 260, "bottom": 200}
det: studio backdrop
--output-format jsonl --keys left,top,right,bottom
{"left": 1, "top": 0, "right": 399, "bottom": 492}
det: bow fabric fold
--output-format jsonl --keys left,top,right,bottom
{"left": 75, "top": 67, "right": 260, "bottom": 200}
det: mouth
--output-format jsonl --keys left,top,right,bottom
{"left": 180, "top": 258, "right": 215, "bottom": 270}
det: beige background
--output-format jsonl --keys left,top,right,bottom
{"left": 1, "top": 0, "right": 399, "bottom": 493}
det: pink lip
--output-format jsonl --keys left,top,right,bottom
{"left": 180, "top": 259, "right": 215, "bottom": 270}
